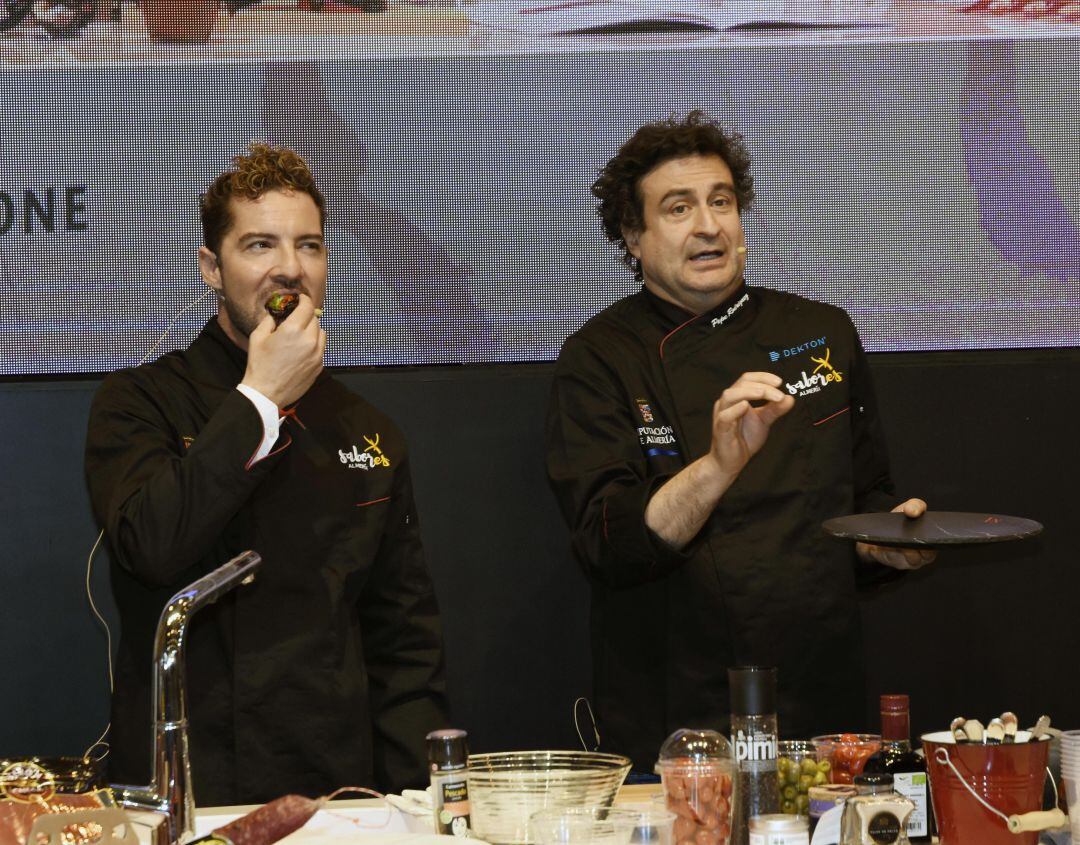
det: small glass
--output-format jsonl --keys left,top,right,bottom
{"left": 613, "top": 805, "right": 677, "bottom": 845}
{"left": 776, "top": 741, "right": 828, "bottom": 816}
{"left": 529, "top": 806, "right": 674, "bottom": 845}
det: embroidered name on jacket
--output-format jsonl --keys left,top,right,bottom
{"left": 638, "top": 424, "right": 680, "bottom": 458}
{"left": 785, "top": 348, "right": 845, "bottom": 397}
{"left": 339, "top": 433, "right": 392, "bottom": 470}
{"left": 710, "top": 291, "right": 749, "bottom": 328}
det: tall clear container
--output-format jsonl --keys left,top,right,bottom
{"left": 658, "top": 728, "right": 735, "bottom": 845}
{"left": 729, "top": 666, "right": 781, "bottom": 845}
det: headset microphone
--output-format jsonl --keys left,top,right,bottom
{"left": 736, "top": 246, "right": 747, "bottom": 254}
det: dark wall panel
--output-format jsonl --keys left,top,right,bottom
{"left": 861, "top": 350, "right": 1079, "bottom": 740}
{"left": 1, "top": 349, "right": 1077, "bottom": 767}
{"left": 0, "top": 382, "right": 111, "bottom": 758}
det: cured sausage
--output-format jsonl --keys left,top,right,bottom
{"left": 207, "top": 794, "right": 321, "bottom": 845}
{"left": 192, "top": 786, "right": 383, "bottom": 845}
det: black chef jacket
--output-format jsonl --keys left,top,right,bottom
{"left": 545, "top": 284, "right": 899, "bottom": 769}
{"left": 85, "top": 319, "right": 448, "bottom": 806}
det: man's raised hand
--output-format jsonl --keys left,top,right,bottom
{"left": 708, "top": 372, "right": 796, "bottom": 477}
{"left": 242, "top": 294, "right": 326, "bottom": 408}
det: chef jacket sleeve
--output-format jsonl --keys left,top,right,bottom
{"left": 85, "top": 371, "right": 285, "bottom": 588}
{"left": 545, "top": 336, "right": 692, "bottom": 590}
{"left": 356, "top": 454, "right": 449, "bottom": 792}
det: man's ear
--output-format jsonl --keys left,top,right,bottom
{"left": 622, "top": 227, "right": 642, "bottom": 260}
{"left": 198, "top": 246, "right": 223, "bottom": 296}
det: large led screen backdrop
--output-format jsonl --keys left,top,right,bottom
{"left": 1, "top": 5, "right": 1078, "bottom": 374}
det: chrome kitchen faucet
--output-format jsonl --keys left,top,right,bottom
{"left": 111, "top": 551, "right": 262, "bottom": 845}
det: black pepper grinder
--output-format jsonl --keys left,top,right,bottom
{"left": 729, "top": 666, "right": 781, "bottom": 845}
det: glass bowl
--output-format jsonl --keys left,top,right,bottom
{"left": 468, "top": 751, "right": 632, "bottom": 844}
{"left": 810, "top": 734, "right": 882, "bottom": 785}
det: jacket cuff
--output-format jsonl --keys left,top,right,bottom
{"left": 186, "top": 389, "right": 287, "bottom": 478}
{"left": 236, "top": 384, "right": 282, "bottom": 466}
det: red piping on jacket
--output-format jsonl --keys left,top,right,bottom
{"left": 658, "top": 314, "right": 700, "bottom": 360}
{"left": 813, "top": 406, "right": 850, "bottom": 426}
{"left": 280, "top": 405, "right": 307, "bottom": 430}
{"left": 245, "top": 431, "right": 293, "bottom": 471}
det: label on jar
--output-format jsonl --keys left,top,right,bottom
{"left": 867, "top": 811, "right": 902, "bottom": 844}
{"left": 892, "top": 772, "right": 929, "bottom": 837}
{"left": 433, "top": 776, "right": 471, "bottom": 836}
{"left": 733, "top": 730, "right": 778, "bottom": 772}
{"left": 809, "top": 785, "right": 856, "bottom": 820}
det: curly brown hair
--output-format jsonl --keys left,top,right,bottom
{"left": 200, "top": 142, "right": 326, "bottom": 255}
{"left": 592, "top": 111, "right": 755, "bottom": 281}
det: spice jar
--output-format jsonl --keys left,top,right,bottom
{"left": 658, "top": 728, "right": 735, "bottom": 845}
{"left": 748, "top": 814, "right": 809, "bottom": 845}
{"left": 427, "top": 729, "right": 471, "bottom": 837}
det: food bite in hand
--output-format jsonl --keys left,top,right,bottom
{"left": 266, "top": 291, "right": 300, "bottom": 324}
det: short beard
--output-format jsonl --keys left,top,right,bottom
{"left": 215, "top": 254, "right": 261, "bottom": 338}
{"left": 220, "top": 294, "right": 260, "bottom": 339}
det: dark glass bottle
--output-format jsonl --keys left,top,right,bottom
{"left": 863, "top": 694, "right": 933, "bottom": 843}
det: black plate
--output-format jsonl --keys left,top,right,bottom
{"left": 822, "top": 511, "right": 1043, "bottom": 548}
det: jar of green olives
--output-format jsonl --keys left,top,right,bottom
{"left": 776, "top": 741, "right": 830, "bottom": 816}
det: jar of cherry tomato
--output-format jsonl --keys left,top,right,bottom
{"left": 809, "top": 734, "right": 882, "bottom": 785}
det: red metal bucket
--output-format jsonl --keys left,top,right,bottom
{"left": 921, "top": 731, "right": 1049, "bottom": 845}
